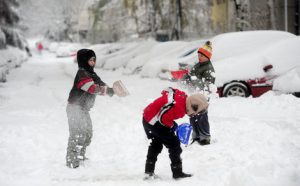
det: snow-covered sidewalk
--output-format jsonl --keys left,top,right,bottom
{"left": 0, "top": 52, "right": 299, "bottom": 186}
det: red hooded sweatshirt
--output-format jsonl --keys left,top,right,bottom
{"left": 143, "top": 88, "right": 187, "bottom": 128}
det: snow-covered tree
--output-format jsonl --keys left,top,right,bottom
{"left": 0, "top": 0, "right": 19, "bottom": 27}
{"left": 0, "top": 0, "right": 25, "bottom": 49}
{"left": 18, "top": 0, "right": 86, "bottom": 42}
{"left": 87, "top": 0, "right": 212, "bottom": 42}
{"left": 267, "top": 0, "right": 277, "bottom": 30}
{"left": 233, "top": 0, "right": 251, "bottom": 31}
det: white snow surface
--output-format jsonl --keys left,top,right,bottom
{"left": 0, "top": 50, "right": 300, "bottom": 186}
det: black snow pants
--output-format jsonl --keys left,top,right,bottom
{"left": 66, "top": 104, "right": 93, "bottom": 168}
{"left": 143, "top": 118, "right": 182, "bottom": 167}
{"left": 189, "top": 111, "right": 210, "bottom": 141}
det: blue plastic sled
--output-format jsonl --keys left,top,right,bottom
{"left": 176, "top": 123, "right": 193, "bottom": 145}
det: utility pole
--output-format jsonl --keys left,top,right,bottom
{"left": 233, "top": 0, "right": 242, "bottom": 31}
{"left": 295, "top": 0, "right": 299, "bottom": 35}
{"left": 285, "top": 0, "right": 288, "bottom": 31}
{"left": 174, "top": 0, "right": 182, "bottom": 40}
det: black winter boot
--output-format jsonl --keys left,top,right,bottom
{"left": 171, "top": 164, "right": 192, "bottom": 179}
{"left": 144, "top": 161, "right": 158, "bottom": 180}
{"left": 199, "top": 138, "right": 210, "bottom": 145}
{"left": 66, "top": 160, "right": 79, "bottom": 168}
{"left": 145, "top": 161, "right": 155, "bottom": 174}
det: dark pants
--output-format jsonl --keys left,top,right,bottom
{"left": 143, "top": 118, "right": 182, "bottom": 166}
{"left": 189, "top": 111, "right": 210, "bottom": 141}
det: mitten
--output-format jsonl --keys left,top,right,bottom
{"left": 106, "top": 87, "right": 114, "bottom": 97}
{"left": 171, "top": 121, "right": 178, "bottom": 132}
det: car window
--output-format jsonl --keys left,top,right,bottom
{"left": 180, "top": 48, "right": 197, "bottom": 58}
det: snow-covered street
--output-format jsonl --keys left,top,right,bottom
{"left": 0, "top": 52, "right": 300, "bottom": 186}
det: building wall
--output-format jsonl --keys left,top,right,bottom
{"left": 210, "top": 0, "right": 299, "bottom": 35}
{"left": 211, "top": 0, "right": 229, "bottom": 33}
{"left": 295, "top": 0, "right": 300, "bottom": 35}
{"left": 274, "top": 0, "right": 299, "bottom": 35}
{"left": 287, "top": 0, "right": 300, "bottom": 35}
{"left": 249, "top": 0, "right": 271, "bottom": 30}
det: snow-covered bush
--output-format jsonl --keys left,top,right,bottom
{"left": 0, "top": 46, "right": 28, "bottom": 82}
{"left": 1, "top": 28, "right": 25, "bottom": 50}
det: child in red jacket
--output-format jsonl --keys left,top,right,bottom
{"left": 142, "top": 87, "right": 192, "bottom": 179}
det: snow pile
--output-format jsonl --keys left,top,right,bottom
{"left": 273, "top": 66, "right": 300, "bottom": 92}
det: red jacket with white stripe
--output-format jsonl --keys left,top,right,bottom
{"left": 143, "top": 88, "right": 187, "bottom": 128}
{"left": 68, "top": 69, "right": 107, "bottom": 110}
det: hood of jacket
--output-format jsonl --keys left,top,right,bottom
{"left": 77, "top": 49, "right": 96, "bottom": 72}
{"left": 186, "top": 93, "right": 208, "bottom": 116}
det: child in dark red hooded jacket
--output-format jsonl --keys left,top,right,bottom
{"left": 66, "top": 49, "right": 114, "bottom": 168}
{"left": 142, "top": 87, "right": 192, "bottom": 179}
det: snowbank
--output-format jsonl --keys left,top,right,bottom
{"left": 273, "top": 66, "right": 300, "bottom": 92}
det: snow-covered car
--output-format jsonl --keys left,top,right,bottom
{"left": 157, "top": 45, "right": 202, "bottom": 80}
{"left": 137, "top": 40, "right": 204, "bottom": 78}
{"left": 170, "top": 31, "right": 300, "bottom": 97}
{"left": 55, "top": 43, "right": 81, "bottom": 58}
{"left": 90, "top": 40, "right": 157, "bottom": 71}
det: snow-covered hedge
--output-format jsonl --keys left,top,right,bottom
{"left": 0, "top": 47, "right": 28, "bottom": 82}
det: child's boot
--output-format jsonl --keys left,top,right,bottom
{"left": 171, "top": 163, "right": 192, "bottom": 179}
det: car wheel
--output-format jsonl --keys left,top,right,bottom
{"left": 223, "top": 82, "right": 250, "bottom": 97}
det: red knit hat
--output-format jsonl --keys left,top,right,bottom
{"left": 197, "top": 41, "right": 212, "bottom": 59}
